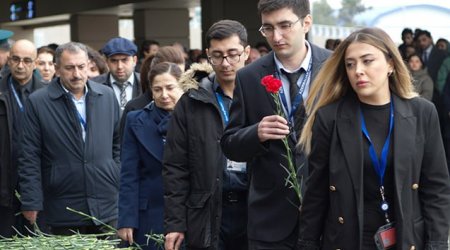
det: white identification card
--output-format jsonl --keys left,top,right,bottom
{"left": 227, "top": 159, "right": 247, "bottom": 173}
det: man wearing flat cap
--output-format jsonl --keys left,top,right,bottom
{"left": 92, "top": 37, "right": 141, "bottom": 112}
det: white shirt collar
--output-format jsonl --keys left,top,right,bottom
{"left": 109, "top": 72, "right": 135, "bottom": 86}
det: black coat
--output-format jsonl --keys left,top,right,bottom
{"left": 0, "top": 72, "right": 45, "bottom": 208}
{"left": 221, "top": 45, "right": 331, "bottom": 242}
{"left": 298, "top": 93, "right": 450, "bottom": 250}
{"left": 163, "top": 74, "right": 225, "bottom": 249}
{"left": 18, "top": 79, "right": 121, "bottom": 226}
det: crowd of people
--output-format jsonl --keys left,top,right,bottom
{"left": 0, "top": 0, "right": 449, "bottom": 250}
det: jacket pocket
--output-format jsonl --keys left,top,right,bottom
{"left": 185, "top": 192, "right": 212, "bottom": 248}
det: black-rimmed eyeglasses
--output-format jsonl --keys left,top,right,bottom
{"left": 208, "top": 50, "right": 245, "bottom": 66}
{"left": 259, "top": 19, "right": 301, "bottom": 37}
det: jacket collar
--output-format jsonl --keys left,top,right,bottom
{"left": 189, "top": 73, "right": 217, "bottom": 104}
{"left": 131, "top": 102, "right": 165, "bottom": 162}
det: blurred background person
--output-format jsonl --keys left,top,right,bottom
{"left": 245, "top": 47, "right": 261, "bottom": 65}
{"left": 117, "top": 62, "right": 184, "bottom": 249}
{"left": 0, "top": 29, "right": 14, "bottom": 78}
{"left": 35, "top": 46, "right": 55, "bottom": 84}
{"left": 398, "top": 28, "right": 414, "bottom": 60}
{"left": 436, "top": 38, "right": 449, "bottom": 52}
{"left": 86, "top": 45, "right": 108, "bottom": 79}
{"left": 407, "top": 53, "right": 434, "bottom": 101}
{"left": 136, "top": 39, "right": 160, "bottom": 73}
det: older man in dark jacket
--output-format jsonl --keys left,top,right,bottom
{"left": 0, "top": 39, "right": 46, "bottom": 237}
{"left": 18, "top": 42, "right": 120, "bottom": 235}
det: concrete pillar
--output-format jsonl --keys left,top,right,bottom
{"left": 133, "top": 8, "right": 190, "bottom": 49}
{"left": 201, "top": 0, "right": 263, "bottom": 48}
{"left": 0, "top": 26, "right": 34, "bottom": 42}
{"left": 70, "top": 14, "right": 119, "bottom": 50}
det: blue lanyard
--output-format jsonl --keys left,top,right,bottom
{"left": 76, "top": 110, "right": 87, "bottom": 131}
{"left": 215, "top": 92, "right": 229, "bottom": 125}
{"left": 9, "top": 77, "right": 24, "bottom": 112}
{"left": 360, "top": 100, "right": 394, "bottom": 187}
{"left": 278, "top": 59, "right": 312, "bottom": 123}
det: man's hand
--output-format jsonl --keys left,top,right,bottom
{"left": 22, "top": 211, "right": 38, "bottom": 225}
{"left": 117, "top": 228, "right": 134, "bottom": 245}
{"left": 258, "top": 115, "right": 290, "bottom": 142}
{"left": 165, "top": 232, "right": 185, "bottom": 250}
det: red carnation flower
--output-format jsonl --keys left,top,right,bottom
{"left": 261, "top": 75, "right": 282, "bottom": 94}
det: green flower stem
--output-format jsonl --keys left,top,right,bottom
{"left": 271, "top": 93, "right": 303, "bottom": 203}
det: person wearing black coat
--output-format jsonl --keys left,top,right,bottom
{"left": 298, "top": 27, "right": 450, "bottom": 250}
{"left": 18, "top": 42, "right": 121, "bottom": 235}
{"left": 221, "top": 1, "right": 330, "bottom": 248}
{"left": 0, "top": 39, "right": 46, "bottom": 237}
{"left": 163, "top": 20, "right": 250, "bottom": 250}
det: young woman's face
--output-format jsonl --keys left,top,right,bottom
{"left": 408, "top": 55, "right": 423, "bottom": 72}
{"left": 345, "top": 42, "right": 393, "bottom": 105}
{"left": 151, "top": 72, "right": 183, "bottom": 111}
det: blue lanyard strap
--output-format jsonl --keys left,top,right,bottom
{"left": 360, "top": 100, "right": 394, "bottom": 187}
{"left": 76, "top": 110, "right": 87, "bottom": 131}
{"left": 9, "top": 77, "right": 24, "bottom": 112}
{"left": 215, "top": 92, "right": 229, "bottom": 125}
{"left": 278, "top": 59, "right": 313, "bottom": 123}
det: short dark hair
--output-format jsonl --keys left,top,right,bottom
{"left": 401, "top": 28, "right": 413, "bottom": 38}
{"left": 416, "top": 30, "right": 432, "bottom": 40}
{"left": 148, "top": 62, "right": 182, "bottom": 89}
{"left": 205, "top": 20, "right": 248, "bottom": 48}
{"left": 257, "top": 0, "right": 310, "bottom": 19}
{"left": 139, "top": 39, "right": 160, "bottom": 58}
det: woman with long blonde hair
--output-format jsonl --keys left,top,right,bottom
{"left": 298, "top": 27, "right": 450, "bottom": 250}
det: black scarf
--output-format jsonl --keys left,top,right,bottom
{"left": 153, "top": 104, "right": 171, "bottom": 137}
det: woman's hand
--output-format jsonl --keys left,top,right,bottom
{"left": 117, "top": 227, "right": 134, "bottom": 245}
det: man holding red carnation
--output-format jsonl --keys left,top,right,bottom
{"left": 221, "top": 0, "right": 330, "bottom": 249}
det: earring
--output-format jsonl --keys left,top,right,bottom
{"left": 388, "top": 71, "right": 393, "bottom": 76}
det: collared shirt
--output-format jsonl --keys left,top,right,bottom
{"left": 110, "top": 73, "right": 134, "bottom": 105}
{"left": 274, "top": 41, "right": 312, "bottom": 113}
{"left": 213, "top": 80, "right": 247, "bottom": 192}
{"left": 60, "top": 82, "right": 88, "bottom": 141}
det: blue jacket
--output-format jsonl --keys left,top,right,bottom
{"left": 18, "top": 78, "right": 121, "bottom": 226}
{"left": 118, "top": 102, "right": 165, "bottom": 249}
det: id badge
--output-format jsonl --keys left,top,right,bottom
{"left": 227, "top": 160, "right": 247, "bottom": 173}
{"left": 374, "top": 222, "right": 396, "bottom": 250}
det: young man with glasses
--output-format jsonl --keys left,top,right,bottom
{"left": 163, "top": 20, "right": 250, "bottom": 250}
{"left": 221, "top": 0, "right": 331, "bottom": 249}
{"left": 0, "top": 39, "right": 46, "bottom": 237}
